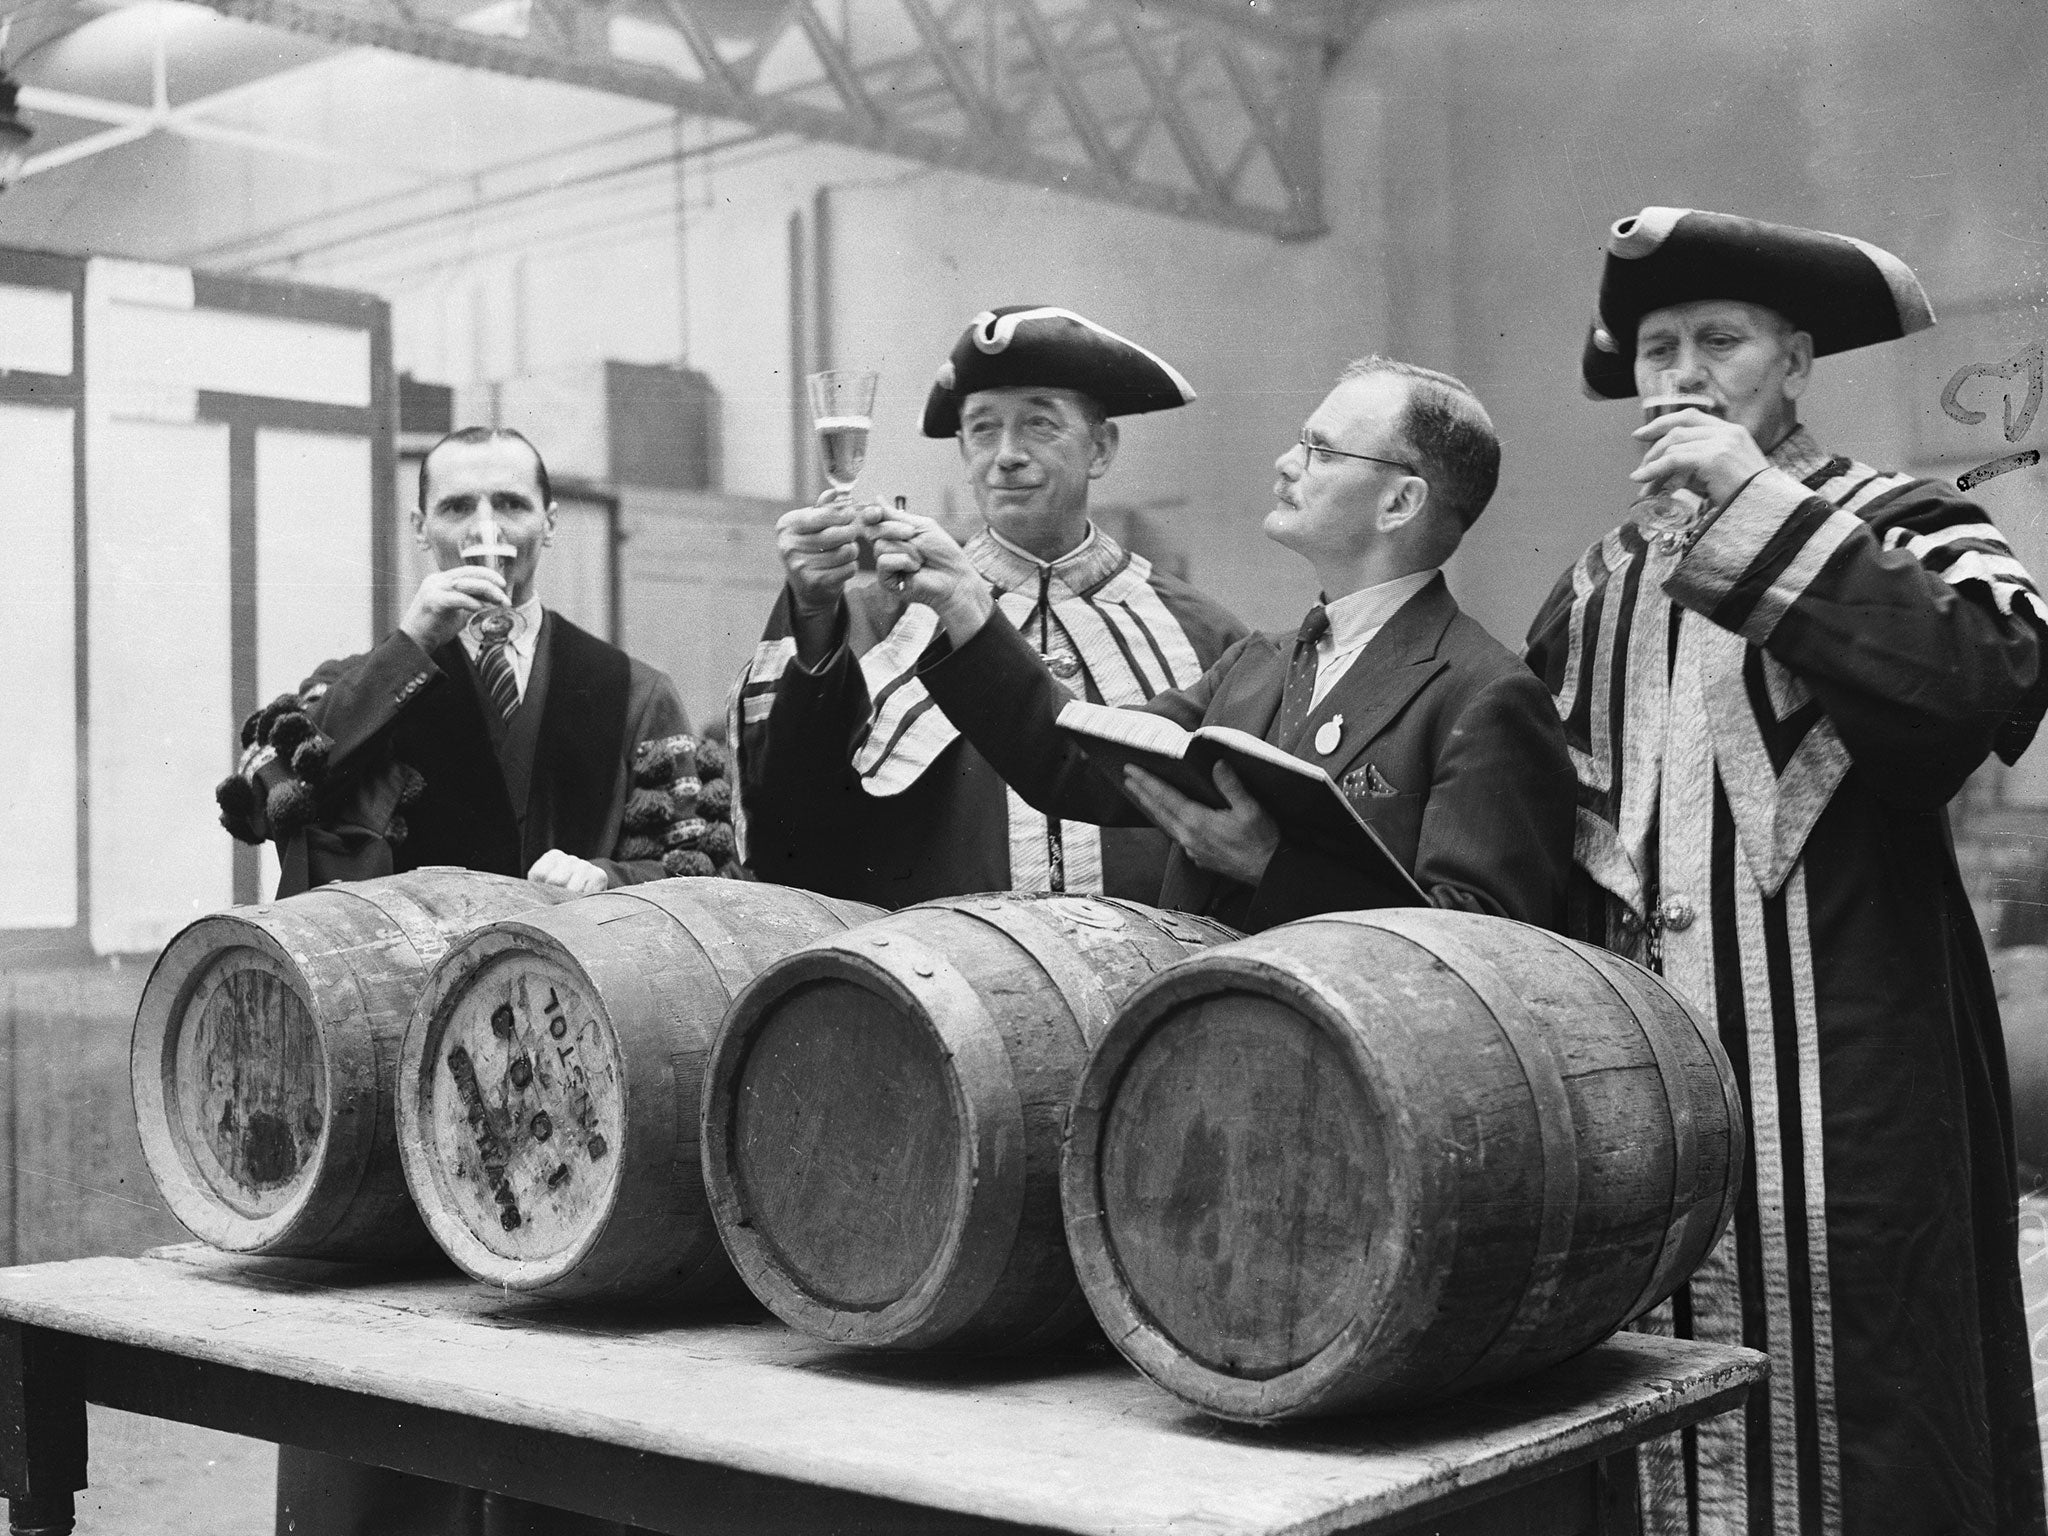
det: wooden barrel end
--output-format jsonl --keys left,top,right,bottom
{"left": 132, "top": 915, "right": 346, "bottom": 1253}
{"left": 1062, "top": 946, "right": 1421, "bottom": 1422}
{"left": 401, "top": 923, "right": 633, "bottom": 1292}
{"left": 705, "top": 937, "right": 1005, "bottom": 1348}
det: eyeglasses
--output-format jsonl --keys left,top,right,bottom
{"left": 1297, "top": 434, "right": 1418, "bottom": 475}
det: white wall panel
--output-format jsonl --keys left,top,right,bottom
{"left": 258, "top": 429, "right": 377, "bottom": 905}
{"left": 0, "top": 404, "right": 78, "bottom": 928}
{"left": 256, "top": 429, "right": 376, "bottom": 703}
{"left": 0, "top": 285, "right": 74, "bottom": 376}
{"left": 88, "top": 418, "right": 233, "bottom": 953}
{"left": 100, "top": 302, "right": 372, "bottom": 408}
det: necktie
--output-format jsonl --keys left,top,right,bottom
{"left": 1270, "top": 603, "right": 1329, "bottom": 750}
{"left": 477, "top": 637, "right": 520, "bottom": 720}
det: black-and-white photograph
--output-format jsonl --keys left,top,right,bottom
{"left": 0, "top": 0, "right": 2042, "bottom": 1531}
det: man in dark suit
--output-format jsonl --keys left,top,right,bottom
{"left": 867, "top": 356, "right": 1573, "bottom": 931}
{"left": 228, "top": 426, "right": 689, "bottom": 902}
{"left": 245, "top": 425, "right": 688, "bottom": 1536}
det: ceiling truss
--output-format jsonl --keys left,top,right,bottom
{"left": 165, "top": 0, "right": 1352, "bottom": 239}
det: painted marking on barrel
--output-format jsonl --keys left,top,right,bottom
{"left": 445, "top": 1044, "right": 524, "bottom": 1231}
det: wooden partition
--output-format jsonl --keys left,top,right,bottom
{"left": 0, "top": 246, "right": 392, "bottom": 1264}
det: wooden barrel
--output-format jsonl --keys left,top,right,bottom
{"left": 397, "top": 879, "right": 881, "bottom": 1302}
{"left": 1062, "top": 908, "right": 1746, "bottom": 1422}
{"left": 131, "top": 868, "right": 569, "bottom": 1259}
{"left": 702, "top": 894, "right": 1238, "bottom": 1351}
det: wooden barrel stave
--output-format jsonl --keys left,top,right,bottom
{"left": 399, "top": 879, "right": 881, "bottom": 1302}
{"left": 704, "top": 894, "right": 1236, "bottom": 1352}
{"left": 1063, "top": 909, "right": 1743, "bottom": 1421}
{"left": 132, "top": 869, "right": 565, "bottom": 1259}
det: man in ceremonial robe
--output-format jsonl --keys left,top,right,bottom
{"left": 864, "top": 356, "right": 1573, "bottom": 932}
{"left": 1523, "top": 207, "right": 2048, "bottom": 1536}
{"left": 222, "top": 426, "right": 691, "bottom": 904}
{"left": 734, "top": 306, "right": 1248, "bottom": 907}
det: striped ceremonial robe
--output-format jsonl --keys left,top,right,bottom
{"left": 1525, "top": 428, "right": 2048, "bottom": 1536}
{"left": 733, "top": 524, "right": 1247, "bottom": 909}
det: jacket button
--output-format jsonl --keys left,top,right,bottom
{"left": 1658, "top": 896, "right": 1696, "bottom": 932}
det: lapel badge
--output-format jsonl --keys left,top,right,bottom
{"left": 1313, "top": 714, "right": 1344, "bottom": 757}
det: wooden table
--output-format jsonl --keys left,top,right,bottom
{"left": 0, "top": 1246, "right": 1763, "bottom": 1536}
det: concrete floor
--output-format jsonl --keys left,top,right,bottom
{"left": 79, "top": 1405, "right": 271, "bottom": 1536}
{"left": 60, "top": 1194, "right": 2048, "bottom": 1533}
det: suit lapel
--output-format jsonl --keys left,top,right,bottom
{"left": 1215, "top": 634, "right": 1292, "bottom": 741}
{"left": 1296, "top": 575, "right": 1456, "bottom": 779}
{"left": 500, "top": 613, "right": 552, "bottom": 833}
{"left": 431, "top": 640, "right": 516, "bottom": 804}
{"left": 529, "top": 613, "right": 632, "bottom": 865}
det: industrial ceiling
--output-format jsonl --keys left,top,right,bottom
{"left": 0, "top": 0, "right": 1365, "bottom": 245}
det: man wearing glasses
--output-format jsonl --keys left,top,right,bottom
{"left": 865, "top": 356, "right": 1573, "bottom": 931}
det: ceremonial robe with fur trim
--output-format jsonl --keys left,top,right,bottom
{"left": 920, "top": 572, "right": 1572, "bottom": 931}
{"left": 1524, "top": 430, "right": 2048, "bottom": 1536}
{"left": 273, "top": 611, "right": 687, "bottom": 898}
{"left": 735, "top": 527, "right": 1246, "bottom": 908}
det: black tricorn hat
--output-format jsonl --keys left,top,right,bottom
{"left": 1579, "top": 207, "right": 1936, "bottom": 399}
{"left": 920, "top": 305, "right": 1196, "bottom": 437}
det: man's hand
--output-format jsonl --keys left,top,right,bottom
{"left": 1630, "top": 408, "right": 1771, "bottom": 509}
{"left": 400, "top": 566, "right": 509, "bottom": 653}
{"left": 778, "top": 491, "right": 862, "bottom": 615}
{"left": 528, "top": 849, "right": 609, "bottom": 896}
{"left": 1122, "top": 761, "right": 1280, "bottom": 886}
{"left": 863, "top": 505, "right": 995, "bottom": 644}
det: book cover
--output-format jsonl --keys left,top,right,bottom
{"left": 1055, "top": 702, "right": 1427, "bottom": 905}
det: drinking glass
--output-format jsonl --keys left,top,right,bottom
{"left": 1634, "top": 368, "right": 1721, "bottom": 552}
{"left": 461, "top": 535, "right": 523, "bottom": 643}
{"left": 808, "top": 369, "right": 878, "bottom": 493}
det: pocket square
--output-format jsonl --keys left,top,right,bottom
{"left": 1344, "top": 763, "right": 1401, "bottom": 798}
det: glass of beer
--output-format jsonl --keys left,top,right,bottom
{"left": 808, "top": 369, "right": 878, "bottom": 492}
{"left": 1634, "top": 369, "right": 1722, "bottom": 551}
{"left": 460, "top": 532, "right": 523, "bottom": 644}
{"left": 809, "top": 367, "right": 880, "bottom": 572}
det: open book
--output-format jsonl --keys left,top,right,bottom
{"left": 1055, "top": 700, "right": 1428, "bottom": 905}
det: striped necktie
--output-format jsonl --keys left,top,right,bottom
{"left": 1269, "top": 603, "right": 1329, "bottom": 751}
{"left": 477, "top": 636, "right": 520, "bottom": 720}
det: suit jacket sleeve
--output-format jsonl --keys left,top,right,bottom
{"left": 589, "top": 661, "right": 691, "bottom": 889}
{"left": 1665, "top": 467, "right": 2048, "bottom": 806}
{"left": 745, "top": 593, "right": 888, "bottom": 872}
{"left": 921, "top": 607, "right": 1228, "bottom": 828}
{"left": 298, "top": 629, "right": 445, "bottom": 772}
{"left": 1243, "top": 663, "right": 1575, "bottom": 931}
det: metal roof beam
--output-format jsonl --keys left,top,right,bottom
{"left": 178, "top": 0, "right": 1331, "bottom": 239}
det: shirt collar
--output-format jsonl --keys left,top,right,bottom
{"left": 1767, "top": 424, "right": 1831, "bottom": 483}
{"left": 1321, "top": 569, "right": 1439, "bottom": 652}
{"left": 967, "top": 521, "right": 1128, "bottom": 598}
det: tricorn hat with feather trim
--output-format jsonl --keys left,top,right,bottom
{"left": 921, "top": 305, "right": 1196, "bottom": 438}
{"left": 1579, "top": 207, "right": 1936, "bottom": 400}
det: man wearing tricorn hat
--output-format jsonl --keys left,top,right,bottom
{"left": 860, "top": 355, "right": 1573, "bottom": 932}
{"left": 1525, "top": 208, "right": 2048, "bottom": 1536}
{"left": 736, "top": 305, "right": 1247, "bottom": 907}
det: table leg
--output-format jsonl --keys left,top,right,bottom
{"left": 0, "top": 1323, "right": 85, "bottom": 1536}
